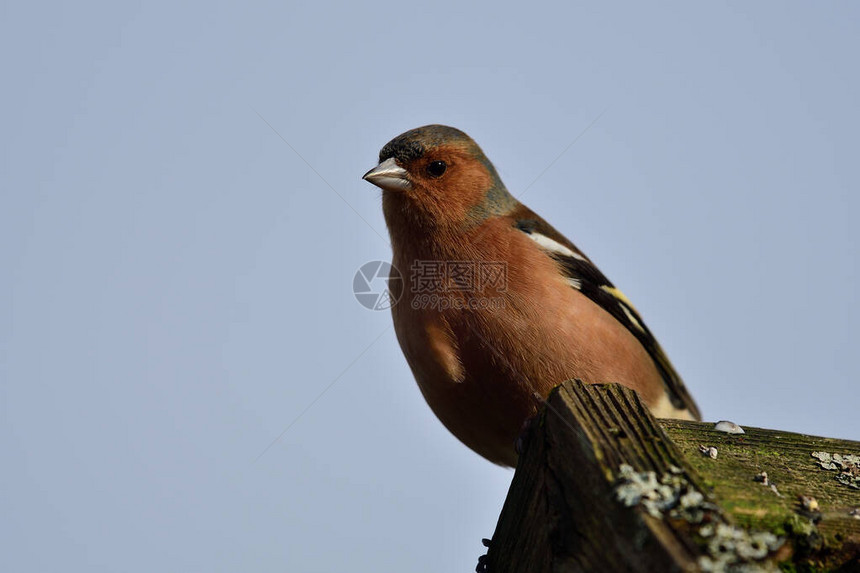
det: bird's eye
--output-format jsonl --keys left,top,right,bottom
{"left": 426, "top": 160, "right": 447, "bottom": 178}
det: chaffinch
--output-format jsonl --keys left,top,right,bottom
{"left": 363, "top": 125, "right": 700, "bottom": 467}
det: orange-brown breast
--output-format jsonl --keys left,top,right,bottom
{"left": 390, "top": 216, "right": 666, "bottom": 467}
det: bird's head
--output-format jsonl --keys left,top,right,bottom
{"left": 363, "top": 125, "right": 517, "bottom": 228}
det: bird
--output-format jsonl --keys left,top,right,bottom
{"left": 362, "top": 125, "right": 700, "bottom": 467}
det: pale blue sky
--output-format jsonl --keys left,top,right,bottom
{"left": 2, "top": 2, "right": 858, "bottom": 571}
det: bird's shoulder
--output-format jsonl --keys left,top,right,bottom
{"left": 505, "top": 204, "right": 701, "bottom": 420}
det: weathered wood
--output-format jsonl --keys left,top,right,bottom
{"left": 662, "top": 420, "right": 860, "bottom": 571}
{"left": 484, "top": 380, "right": 860, "bottom": 573}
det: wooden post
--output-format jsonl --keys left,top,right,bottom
{"left": 483, "top": 380, "right": 860, "bottom": 572}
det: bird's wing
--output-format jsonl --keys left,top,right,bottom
{"left": 510, "top": 205, "right": 701, "bottom": 420}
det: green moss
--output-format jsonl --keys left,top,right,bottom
{"left": 778, "top": 563, "right": 827, "bottom": 573}
{"left": 658, "top": 419, "right": 860, "bottom": 569}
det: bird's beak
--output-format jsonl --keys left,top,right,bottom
{"left": 362, "top": 157, "right": 412, "bottom": 191}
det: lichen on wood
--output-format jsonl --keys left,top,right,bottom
{"left": 484, "top": 381, "right": 860, "bottom": 573}
{"left": 660, "top": 420, "right": 860, "bottom": 571}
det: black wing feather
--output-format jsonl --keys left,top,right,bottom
{"left": 513, "top": 211, "right": 701, "bottom": 419}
